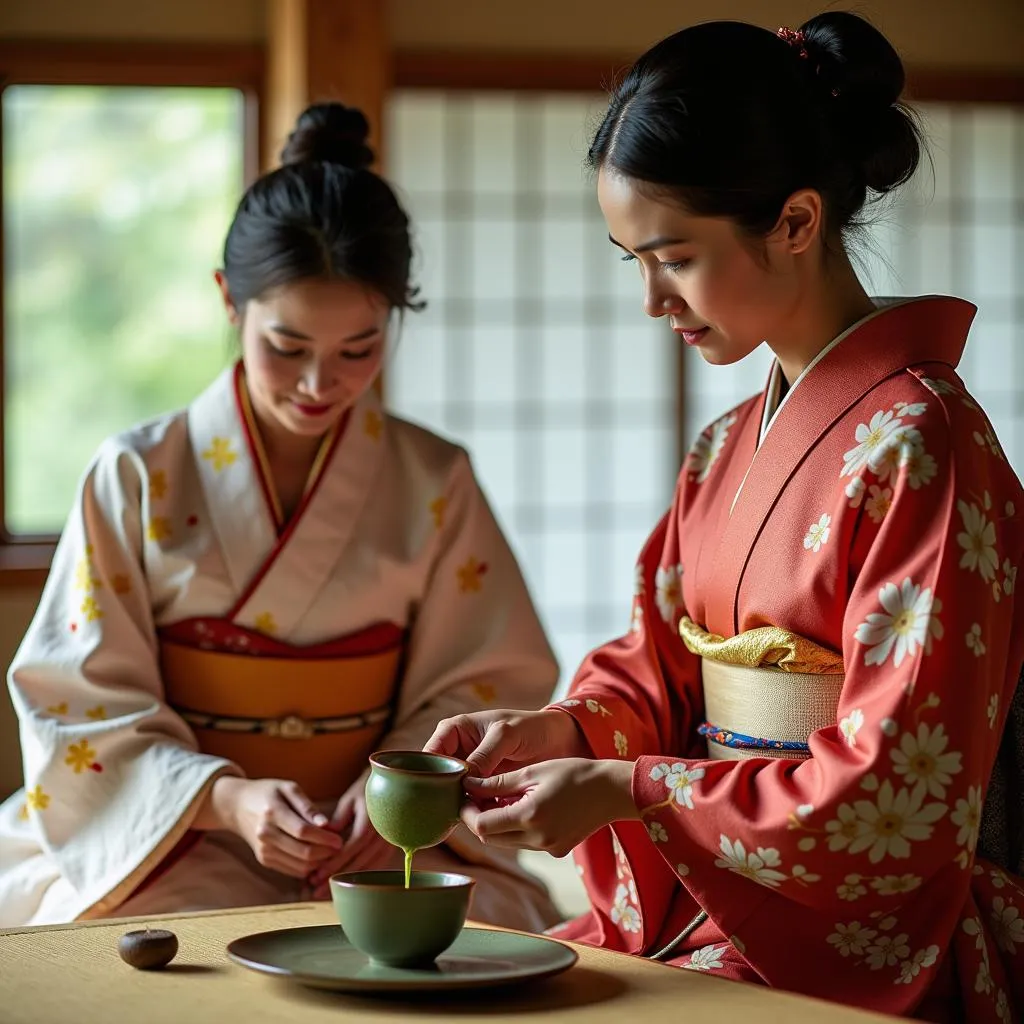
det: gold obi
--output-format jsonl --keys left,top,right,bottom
{"left": 680, "top": 616, "right": 845, "bottom": 761}
{"left": 161, "top": 638, "right": 402, "bottom": 801}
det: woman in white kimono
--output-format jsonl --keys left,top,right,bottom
{"left": 0, "top": 103, "right": 561, "bottom": 932}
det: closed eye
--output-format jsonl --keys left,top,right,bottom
{"left": 265, "top": 339, "right": 304, "bottom": 358}
{"left": 659, "top": 259, "right": 691, "bottom": 272}
{"left": 619, "top": 252, "right": 690, "bottom": 272}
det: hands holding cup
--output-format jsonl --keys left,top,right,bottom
{"left": 423, "top": 707, "right": 639, "bottom": 856}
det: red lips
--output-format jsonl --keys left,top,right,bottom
{"left": 291, "top": 402, "right": 333, "bottom": 417}
{"left": 675, "top": 327, "right": 710, "bottom": 346}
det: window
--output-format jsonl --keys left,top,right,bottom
{"left": 683, "top": 102, "right": 1024, "bottom": 478}
{"left": 2, "top": 84, "right": 246, "bottom": 537}
{"left": 385, "top": 91, "right": 678, "bottom": 691}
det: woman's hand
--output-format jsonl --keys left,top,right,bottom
{"left": 199, "top": 776, "right": 342, "bottom": 879}
{"left": 460, "top": 758, "right": 639, "bottom": 857}
{"left": 306, "top": 783, "right": 396, "bottom": 895}
{"left": 423, "top": 708, "right": 588, "bottom": 776}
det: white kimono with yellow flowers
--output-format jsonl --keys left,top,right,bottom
{"left": 0, "top": 364, "right": 560, "bottom": 930}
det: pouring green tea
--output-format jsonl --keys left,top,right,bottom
{"left": 364, "top": 751, "right": 470, "bottom": 888}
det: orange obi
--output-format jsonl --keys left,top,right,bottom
{"left": 159, "top": 618, "right": 404, "bottom": 801}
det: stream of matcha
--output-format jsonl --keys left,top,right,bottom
{"left": 404, "top": 848, "right": 414, "bottom": 888}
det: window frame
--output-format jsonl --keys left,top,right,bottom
{"left": 0, "top": 40, "right": 264, "bottom": 583}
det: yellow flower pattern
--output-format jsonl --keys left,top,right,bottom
{"left": 457, "top": 556, "right": 488, "bottom": 594}
{"left": 74, "top": 545, "right": 102, "bottom": 594}
{"left": 254, "top": 611, "right": 278, "bottom": 636}
{"left": 25, "top": 785, "right": 50, "bottom": 812}
{"left": 85, "top": 705, "right": 107, "bottom": 721}
{"left": 430, "top": 496, "right": 448, "bottom": 530}
{"left": 65, "top": 740, "right": 99, "bottom": 774}
{"left": 47, "top": 702, "right": 69, "bottom": 715}
{"left": 149, "top": 470, "right": 168, "bottom": 500}
{"left": 147, "top": 516, "right": 172, "bottom": 542}
{"left": 472, "top": 682, "right": 497, "bottom": 704}
{"left": 80, "top": 596, "right": 103, "bottom": 622}
{"left": 202, "top": 436, "right": 237, "bottom": 472}
{"left": 364, "top": 410, "right": 383, "bottom": 440}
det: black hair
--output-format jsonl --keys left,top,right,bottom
{"left": 222, "top": 102, "right": 423, "bottom": 311}
{"left": 588, "top": 12, "right": 924, "bottom": 240}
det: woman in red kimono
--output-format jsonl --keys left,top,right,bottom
{"left": 426, "top": 12, "right": 1024, "bottom": 1022}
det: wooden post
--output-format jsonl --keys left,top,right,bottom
{"left": 263, "top": 0, "right": 391, "bottom": 398}
{"left": 263, "top": 0, "right": 308, "bottom": 171}
{"left": 263, "top": 0, "right": 390, "bottom": 171}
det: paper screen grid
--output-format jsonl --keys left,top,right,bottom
{"left": 385, "top": 92, "right": 677, "bottom": 691}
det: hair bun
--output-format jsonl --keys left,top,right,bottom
{"left": 800, "top": 12, "right": 922, "bottom": 195}
{"left": 280, "top": 103, "right": 375, "bottom": 170}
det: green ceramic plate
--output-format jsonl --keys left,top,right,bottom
{"left": 226, "top": 925, "right": 579, "bottom": 993}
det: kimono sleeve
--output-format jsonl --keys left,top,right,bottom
{"left": 382, "top": 449, "right": 560, "bottom": 751}
{"left": 9, "top": 438, "right": 237, "bottom": 913}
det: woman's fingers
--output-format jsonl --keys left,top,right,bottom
{"left": 423, "top": 715, "right": 483, "bottom": 759}
{"left": 261, "top": 836, "right": 327, "bottom": 879}
{"left": 275, "top": 793, "right": 342, "bottom": 849}
{"left": 280, "top": 783, "right": 334, "bottom": 833}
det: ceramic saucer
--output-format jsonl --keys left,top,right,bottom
{"left": 227, "top": 925, "right": 578, "bottom": 993}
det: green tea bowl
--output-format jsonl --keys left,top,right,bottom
{"left": 364, "top": 750, "right": 470, "bottom": 851}
{"left": 329, "top": 870, "right": 475, "bottom": 967}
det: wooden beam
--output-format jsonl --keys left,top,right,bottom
{"left": 308, "top": 0, "right": 390, "bottom": 164}
{"left": 263, "top": 0, "right": 390, "bottom": 171}
{"left": 0, "top": 40, "right": 264, "bottom": 90}
{"left": 905, "top": 68, "right": 1024, "bottom": 104}
{"left": 263, "top": 0, "right": 308, "bottom": 170}
{"left": 394, "top": 51, "right": 626, "bottom": 93}
{"left": 393, "top": 49, "right": 1024, "bottom": 105}
{"left": 262, "top": 0, "right": 391, "bottom": 402}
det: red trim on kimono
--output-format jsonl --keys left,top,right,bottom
{"left": 157, "top": 617, "right": 404, "bottom": 658}
{"left": 227, "top": 372, "right": 350, "bottom": 618}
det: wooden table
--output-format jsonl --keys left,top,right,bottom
{"left": 0, "top": 902, "right": 898, "bottom": 1023}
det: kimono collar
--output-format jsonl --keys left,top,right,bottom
{"left": 706, "top": 295, "right": 976, "bottom": 636}
{"left": 187, "top": 363, "right": 386, "bottom": 639}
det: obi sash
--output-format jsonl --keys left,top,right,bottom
{"left": 160, "top": 619, "right": 404, "bottom": 801}
{"left": 679, "top": 617, "right": 844, "bottom": 760}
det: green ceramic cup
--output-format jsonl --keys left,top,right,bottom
{"left": 330, "top": 870, "right": 475, "bottom": 967}
{"left": 364, "top": 750, "right": 470, "bottom": 852}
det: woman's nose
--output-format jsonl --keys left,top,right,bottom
{"left": 301, "top": 362, "right": 336, "bottom": 396}
{"left": 643, "top": 286, "right": 683, "bottom": 320}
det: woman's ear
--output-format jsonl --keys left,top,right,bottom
{"left": 213, "top": 270, "right": 242, "bottom": 326}
{"left": 768, "top": 189, "right": 823, "bottom": 255}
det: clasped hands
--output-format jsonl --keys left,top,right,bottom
{"left": 204, "top": 773, "right": 397, "bottom": 897}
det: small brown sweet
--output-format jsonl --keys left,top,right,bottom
{"left": 118, "top": 928, "right": 179, "bottom": 970}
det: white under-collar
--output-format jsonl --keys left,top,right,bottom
{"left": 757, "top": 296, "right": 909, "bottom": 447}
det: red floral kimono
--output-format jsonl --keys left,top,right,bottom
{"left": 551, "top": 298, "right": 1024, "bottom": 1022}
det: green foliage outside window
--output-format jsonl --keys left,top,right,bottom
{"left": 3, "top": 85, "right": 243, "bottom": 535}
